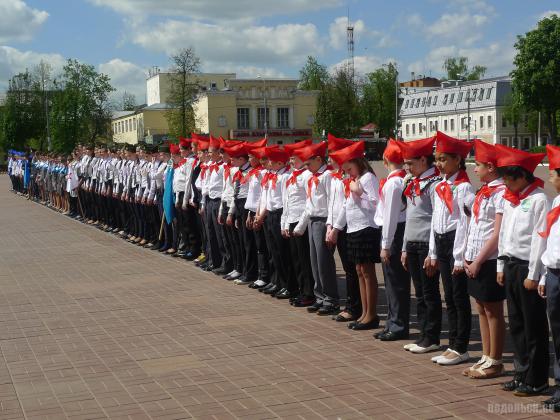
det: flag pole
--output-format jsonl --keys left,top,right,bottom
{"left": 159, "top": 212, "right": 165, "bottom": 242}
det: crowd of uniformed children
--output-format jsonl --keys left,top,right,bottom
{"left": 6, "top": 132, "right": 560, "bottom": 410}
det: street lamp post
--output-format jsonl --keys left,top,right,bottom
{"left": 257, "top": 75, "right": 268, "bottom": 138}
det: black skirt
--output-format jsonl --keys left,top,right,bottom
{"left": 467, "top": 259, "right": 506, "bottom": 302}
{"left": 346, "top": 227, "right": 381, "bottom": 264}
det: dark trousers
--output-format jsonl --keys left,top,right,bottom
{"left": 223, "top": 206, "right": 242, "bottom": 273}
{"left": 184, "top": 206, "right": 201, "bottom": 257}
{"left": 235, "top": 199, "right": 256, "bottom": 281}
{"left": 435, "top": 231, "right": 471, "bottom": 353}
{"left": 406, "top": 241, "right": 442, "bottom": 346}
{"left": 337, "top": 228, "right": 361, "bottom": 316}
{"left": 382, "top": 223, "right": 411, "bottom": 334}
{"left": 173, "top": 193, "right": 186, "bottom": 251}
{"left": 309, "top": 218, "right": 338, "bottom": 308}
{"left": 289, "top": 223, "right": 314, "bottom": 297}
{"left": 546, "top": 269, "right": 560, "bottom": 397}
{"left": 205, "top": 198, "right": 223, "bottom": 268}
{"left": 264, "top": 210, "right": 293, "bottom": 290}
{"left": 216, "top": 204, "right": 233, "bottom": 272}
{"left": 251, "top": 211, "right": 269, "bottom": 282}
{"left": 505, "top": 259, "right": 549, "bottom": 387}
{"left": 158, "top": 192, "right": 173, "bottom": 248}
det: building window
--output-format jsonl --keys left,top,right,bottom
{"left": 416, "top": 98, "right": 421, "bottom": 108}
{"left": 435, "top": 121, "right": 438, "bottom": 131}
{"left": 427, "top": 97, "right": 432, "bottom": 106}
{"left": 501, "top": 137, "right": 508, "bottom": 145}
{"left": 450, "top": 93, "right": 455, "bottom": 103}
{"left": 443, "top": 94, "right": 448, "bottom": 105}
{"left": 444, "top": 120, "right": 448, "bottom": 131}
{"left": 133, "top": 119, "right": 137, "bottom": 130}
{"left": 419, "top": 123, "right": 423, "bottom": 134}
{"left": 486, "top": 88, "right": 492, "bottom": 99}
{"left": 479, "top": 88, "right": 485, "bottom": 100}
{"left": 480, "top": 116, "right": 484, "bottom": 129}
{"left": 277, "top": 107, "right": 289, "bottom": 129}
{"left": 406, "top": 124, "right": 409, "bottom": 136}
{"left": 433, "top": 96, "right": 438, "bottom": 105}
{"left": 422, "top": 98, "right": 426, "bottom": 107}
{"left": 237, "top": 108, "right": 249, "bottom": 129}
{"left": 405, "top": 99, "right": 409, "bottom": 108}
{"left": 488, "top": 115, "right": 492, "bottom": 128}
{"left": 524, "top": 137, "right": 530, "bottom": 150}
{"left": 450, "top": 118, "right": 455, "bottom": 131}
{"left": 257, "top": 107, "right": 269, "bottom": 129}
{"left": 502, "top": 116, "right": 507, "bottom": 127}
{"left": 412, "top": 124, "right": 416, "bottom": 135}
{"left": 471, "top": 89, "right": 477, "bottom": 101}
{"left": 458, "top": 92, "right": 463, "bottom": 102}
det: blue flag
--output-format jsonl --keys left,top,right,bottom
{"left": 163, "top": 161, "right": 175, "bottom": 225}
{"left": 23, "top": 159, "right": 30, "bottom": 188}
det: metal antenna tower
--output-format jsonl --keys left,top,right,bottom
{"left": 347, "top": 10, "right": 355, "bottom": 83}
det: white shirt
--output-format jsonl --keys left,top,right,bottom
{"left": 262, "top": 166, "right": 291, "bottom": 212}
{"left": 281, "top": 168, "right": 310, "bottom": 230}
{"left": 173, "top": 159, "right": 188, "bottom": 202}
{"left": 326, "top": 173, "right": 345, "bottom": 228}
{"left": 294, "top": 165, "right": 332, "bottom": 234}
{"left": 497, "top": 186, "right": 550, "bottom": 282}
{"left": 464, "top": 179, "right": 505, "bottom": 262}
{"left": 206, "top": 161, "right": 224, "bottom": 200}
{"left": 541, "top": 195, "right": 560, "bottom": 273}
{"left": 431, "top": 171, "right": 475, "bottom": 268}
{"left": 244, "top": 167, "right": 265, "bottom": 213}
{"left": 147, "top": 159, "right": 166, "bottom": 201}
{"left": 220, "top": 163, "right": 235, "bottom": 217}
{"left": 334, "top": 171, "right": 379, "bottom": 234}
{"left": 374, "top": 170, "right": 407, "bottom": 249}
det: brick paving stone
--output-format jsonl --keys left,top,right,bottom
{"left": 1, "top": 175, "right": 559, "bottom": 419}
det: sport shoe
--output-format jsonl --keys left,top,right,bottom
{"left": 431, "top": 348, "right": 452, "bottom": 363}
{"left": 463, "top": 355, "right": 488, "bottom": 376}
{"left": 233, "top": 278, "right": 251, "bottom": 285}
{"left": 409, "top": 343, "right": 441, "bottom": 354}
{"left": 437, "top": 350, "right": 469, "bottom": 365}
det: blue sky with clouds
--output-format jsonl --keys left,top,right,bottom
{"left": 1, "top": 0, "right": 559, "bottom": 104}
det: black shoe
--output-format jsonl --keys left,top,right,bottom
{"left": 213, "top": 267, "right": 228, "bottom": 276}
{"left": 307, "top": 302, "right": 322, "bottom": 312}
{"left": 502, "top": 374, "right": 525, "bottom": 392}
{"left": 270, "top": 287, "right": 284, "bottom": 298}
{"left": 173, "top": 252, "right": 185, "bottom": 258}
{"left": 543, "top": 397, "right": 560, "bottom": 409}
{"left": 263, "top": 285, "right": 279, "bottom": 295}
{"left": 373, "top": 330, "right": 388, "bottom": 339}
{"left": 184, "top": 252, "right": 196, "bottom": 261}
{"left": 335, "top": 313, "right": 359, "bottom": 323}
{"left": 351, "top": 317, "right": 380, "bottom": 330}
{"left": 276, "top": 289, "right": 291, "bottom": 300}
{"left": 203, "top": 264, "right": 214, "bottom": 272}
{"left": 317, "top": 306, "right": 340, "bottom": 316}
{"left": 294, "top": 297, "right": 315, "bottom": 307}
{"left": 379, "top": 331, "right": 409, "bottom": 341}
{"left": 158, "top": 246, "right": 169, "bottom": 253}
{"left": 259, "top": 283, "right": 275, "bottom": 293}
{"left": 513, "top": 383, "right": 549, "bottom": 397}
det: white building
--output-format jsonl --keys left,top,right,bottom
{"left": 399, "top": 76, "right": 540, "bottom": 149}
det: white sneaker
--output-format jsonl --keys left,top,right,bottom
{"left": 233, "top": 278, "right": 251, "bottom": 285}
{"left": 229, "top": 271, "right": 241, "bottom": 279}
{"left": 431, "top": 348, "right": 452, "bottom": 363}
{"left": 403, "top": 343, "right": 417, "bottom": 351}
{"left": 437, "top": 350, "right": 470, "bottom": 365}
{"left": 226, "top": 270, "right": 237, "bottom": 277}
{"left": 409, "top": 343, "right": 441, "bottom": 354}
{"left": 252, "top": 279, "right": 267, "bottom": 287}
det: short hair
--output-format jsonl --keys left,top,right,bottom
{"left": 556, "top": 168, "right": 560, "bottom": 177}
{"left": 498, "top": 165, "right": 536, "bottom": 183}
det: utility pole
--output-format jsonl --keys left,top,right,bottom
{"left": 395, "top": 65, "right": 399, "bottom": 138}
{"left": 42, "top": 71, "right": 51, "bottom": 152}
{"left": 467, "top": 87, "right": 471, "bottom": 141}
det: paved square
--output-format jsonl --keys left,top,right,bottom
{"left": 0, "top": 176, "right": 555, "bottom": 419}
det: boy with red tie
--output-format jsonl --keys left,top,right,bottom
{"left": 496, "top": 144, "right": 550, "bottom": 397}
{"left": 539, "top": 144, "right": 560, "bottom": 410}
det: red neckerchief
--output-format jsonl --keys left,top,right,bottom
{"left": 191, "top": 157, "right": 199, "bottom": 170}
{"left": 286, "top": 169, "right": 305, "bottom": 187}
{"left": 330, "top": 170, "right": 344, "bottom": 180}
{"left": 307, "top": 167, "right": 328, "bottom": 198}
{"left": 379, "top": 169, "right": 406, "bottom": 199}
{"left": 435, "top": 170, "right": 470, "bottom": 214}
{"left": 539, "top": 204, "right": 560, "bottom": 238}
{"left": 472, "top": 182, "right": 505, "bottom": 222}
{"left": 404, "top": 167, "right": 440, "bottom": 200}
{"left": 503, "top": 178, "right": 544, "bottom": 207}
{"left": 260, "top": 171, "right": 271, "bottom": 187}
{"left": 223, "top": 163, "right": 232, "bottom": 181}
{"left": 200, "top": 163, "right": 208, "bottom": 180}
{"left": 209, "top": 161, "right": 222, "bottom": 174}
{"left": 173, "top": 158, "right": 186, "bottom": 169}
{"left": 241, "top": 165, "right": 263, "bottom": 185}
{"left": 343, "top": 177, "right": 356, "bottom": 198}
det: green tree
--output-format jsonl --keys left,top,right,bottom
{"left": 166, "top": 48, "right": 201, "bottom": 139}
{"left": 299, "top": 56, "right": 329, "bottom": 91}
{"left": 314, "top": 68, "right": 361, "bottom": 138}
{"left": 121, "top": 91, "right": 137, "bottom": 111}
{"left": 511, "top": 14, "right": 560, "bottom": 144}
{"left": 361, "top": 63, "right": 398, "bottom": 137}
{"left": 443, "top": 56, "right": 486, "bottom": 81}
{"left": 503, "top": 90, "right": 523, "bottom": 147}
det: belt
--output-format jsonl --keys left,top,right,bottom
{"left": 269, "top": 208, "right": 283, "bottom": 215}
{"left": 207, "top": 197, "right": 221, "bottom": 202}
{"left": 434, "top": 231, "right": 455, "bottom": 240}
{"left": 310, "top": 216, "right": 327, "bottom": 222}
{"left": 549, "top": 268, "right": 560, "bottom": 276}
{"left": 498, "top": 255, "right": 529, "bottom": 265}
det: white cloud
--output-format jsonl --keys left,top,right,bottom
{"left": 426, "top": 13, "right": 490, "bottom": 46}
{"left": 329, "top": 55, "right": 395, "bottom": 76}
{"left": 0, "top": 46, "right": 65, "bottom": 89}
{"left": 329, "top": 16, "right": 367, "bottom": 49}
{"left": 89, "top": 0, "right": 340, "bottom": 21}
{"left": 98, "top": 58, "right": 148, "bottom": 103}
{"left": 539, "top": 10, "right": 560, "bottom": 20}
{"left": 132, "top": 20, "right": 323, "bottom": 67}
{"left": 0, "top": 0, "right": 49, "bottom": 43}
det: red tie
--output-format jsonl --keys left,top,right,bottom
{"left": 379, "top": 169, "right": 406, "bottom": 199}
{"left": 330, "top": 170, "right": 344, "bottom": 180}
{"left": 472, "top": 183, "right": 504, "bottom": 222}
{"left": 267, "top": 173, "right": 278, "bottom": 189}
{"left": 209, "top": 161, "right": 222, "bottom": 173}
{"left": 286, "top": 169, "right": 305, "bottom": 187}
{"left": 191, "top": 158, "right": 199, "bottom": 170}
{"left": 233, "top": 170, "right": 243, "bottom": 183}
{"left": 403, "top": 168, "right": 440, "bottom": 199}
{"left": 223, "top": 163, "right": 231, "bottom": 181}
{"left": 200, "top": 164, "right": 208, "bottom": 180}
{"left": 503, "top": 178, "right": 544, "bottom": 207}
{"left": 539, "top": 205, "right": 560, "bottom": 238}
{"left": 261, "top": 172, "right": 271, "bottom": 187}
{"left": 343, "top": 177, "right": 355, "bottom": 198}
{"left": 435, "top": 170, "right": 470, "bottom": 214}
{"left": 307, "top": 175, "right": 320, "bottom": 198}
{"left": 242, "top": 165, "right": 263, "bottom": 185}
{"left": 173, "top": 158, "right": 186, "bottom": 169}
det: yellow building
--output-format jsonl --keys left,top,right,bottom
{"left": 194, "top": 78, "right": 318, "bottom": 145}
{"left": 112, "top": 71, "right": 319, "bottom": 145}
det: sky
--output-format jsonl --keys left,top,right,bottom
{"left": 1, "top": 0, "right": 559, "bottom": 105}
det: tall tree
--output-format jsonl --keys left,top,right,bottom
{"left": 503, "top": 90, "right": 523, "bottom": 147}
{"left": 50, "top": 59, "right": 114, "bottom": 152}
{"left": 314, "top": 68, "right": 361, "bottom": 138}
{"left": 121, "top": 91, "right": 137, "bottom": 111}
{"left": 443, "top": 56, "right": 486, "bottom": 81}
{"left": 166, "top": 48, "right": 201, "bottom": 139}
{"left": 299, "top": 56, "right": 329, "bottom": 91}
{"left": 511, "top": 14, "right": 560, "bottom": 144}
{"left": 361, "top": 63, "right": 398, "bottom": 137}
